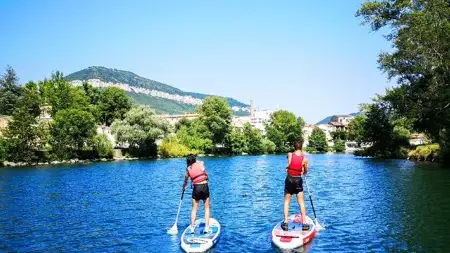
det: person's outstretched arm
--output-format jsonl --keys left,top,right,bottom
{"left": 182, "top": 170, "right": 189, "bottom": 191}
{"left": 302, "top": 158, "right": 308, "bottom": 175}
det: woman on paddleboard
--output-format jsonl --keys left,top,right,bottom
{"left": 282, "top": 140, "right": 308, "bottom": 231}
{"left": 182, "top": 154, "right": 211, "bottom": 234}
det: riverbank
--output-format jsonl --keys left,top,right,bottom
{"left": 0, "top": 151, "right": 345, "bottom": 168}
{"left": 0, "top": 153, "right": 223, "bottom": 168}
{"left": 2, "top": 145, "right": 444, "bottom": 168}
{"left": 0, "top": 157, "right": 141, "bottom": 168}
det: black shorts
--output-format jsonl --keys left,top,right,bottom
{"left": 192, "top": 183, "right": 210, "bottom": 201}
{"left": 284, "top": 176, "right": 303, "bottom": 195}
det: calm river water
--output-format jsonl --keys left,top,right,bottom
{"left": 1, "top": 154, "right": 449, "bottom": 252}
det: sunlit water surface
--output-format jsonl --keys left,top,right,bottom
{"left": 1, "top": 154, "right": 449, "bottom": 252}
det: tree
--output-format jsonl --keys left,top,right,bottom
{"left": 0, "top": 66, "right": 22, "bottom": 115}
{"left": 159, "top": 135, "right": 198, "bottom": 158}
{"left": 308, "top": 127, "right": 328, "bottom": 152}
{"left": 243, "top": 123, "right": 265, "bottom": 154}
{"left": 82, "top": 81, "right": 101, "bottom": 105}
{"left": 226, "top": 128, "right": 247, "bottom": 154}
{"left": 20, "top": 82, "right": 41, "bottom": 117}
{"left": 175, "top": 118, "right": 192, "bottom": 132}
{"left": 265, "top": 110, "right": 304, "bottom": 152}
{"left": 360, "top": 103, "right": 410, "bottom": 158}
{"left": 197, "top": 96, "right": 232, "bottom": 146}
{"left": 98, "top": 87, "right": 132, "bottom": 126}
{"left": 111, "top": 105, "right": 169, "bottom": 157}
{"left": 348, "top": 115, "right": 367, "bottom": 146}
{"left": 331, "top": 128, "right": 347, "bottom": 153}
{"left": 176, "top": 120, "right": 213, "bottom": 152}
{"left": 262, "top": 138, "right": 276, "bottom": 154}
{"left": 3, "top": 82, "right": 44, "bottom": 163}
{"left": 51, "top": 109, "right": 97, "bottom": 159}
{"left": 334, "top": 139, "right": 346, "bottom": 153}
{"left": 41, "top": 72, "right": 89, "bottom": 115}
{"left": 356, "top": 0, "right": 450, "bottom": 162}
{"left": 92, "top": 134, "right": 114, "bottom": 159}
{"left": 4, "top": 109, "right": 40, "bottom": 162}
{"left": 331, "top": 130, "right": 348, "bottom": 141}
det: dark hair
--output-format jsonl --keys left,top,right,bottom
{"left": 294, "top": 140, "right": 303, "bottom": 151}
{"left": 186, "top": 154, "right": 196, "bottom": 166}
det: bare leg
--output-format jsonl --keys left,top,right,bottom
{"left": 191, "top": 198, "right": 199, "bottom": 229}
{"left": 204, "top": 197, "right": 210, "bottom": 230}
{"left": 296, "top": 192, "right": 306, "bottom": 223}
{"left": 283, "top": 193, "right": 291, "bottom": 222}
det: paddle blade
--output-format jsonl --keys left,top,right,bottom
{"left": 314, "top": 218, "right": 325, "bottom": 231}
{"left": 167, "top": 223, "right": 178, "bottom": 235}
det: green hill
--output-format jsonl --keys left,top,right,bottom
{"left": 65, "top": 66, "right": 249, "bottom": 115}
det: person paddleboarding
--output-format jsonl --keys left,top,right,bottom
{"left": 182, "top": 154, "right": 211, "bottom": 234}
{"left": 282, "top": 140, "right": 308, "bottom": 231}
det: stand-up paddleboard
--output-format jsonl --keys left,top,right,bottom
{"left": 271, "top": 214, "right": 316, "bottom": 249}
{"left": 181, "top": 218, "right": 221, "bottom": 253}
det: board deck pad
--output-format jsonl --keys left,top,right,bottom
{"left": 273, "top": 220, "right": 313, "bottom": 237}
{"left": 271, "top": 215, "right": 316, "bottom": 249}
{"left": 181, "top": 218, "right": 221, "bottom": 252}
{"left": 183, "top": 223, "right": 219, "bottom": 244}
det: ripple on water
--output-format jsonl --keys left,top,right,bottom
{"left": 1, "top": 155, "right": 450, "bottom": 252}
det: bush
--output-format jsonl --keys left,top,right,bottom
{"left": 159, "top": 135, "right": 199, "bottom": 158}
{"left": 262, "top": 139, "right": 276, "bottom": 154}
{"left": 408, "top": 144, "right": 440, "bottom": 161}
{"left": 334, "top": 139, "right": 346, "bottom": 153}
{"left": 305, "top": 147, "right": 317, "bottom": 153}
{"left": 93, "top": 134, "right": 113, "bottom": 159}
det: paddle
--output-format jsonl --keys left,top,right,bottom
{"left": 304, "top": 175, "right": 324, "bottom": 230}
{"left": 167, "top": 189, "right": 185, "bottom": 235}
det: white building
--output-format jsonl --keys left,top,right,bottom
{"left": 302, "top": 124, "right": 335, "bottom": 148}
{"left": 302, "top": 124, "right": 314, "bottom": 148}
{"left": 232, "top": 109, "right": 275, "bottom": 135}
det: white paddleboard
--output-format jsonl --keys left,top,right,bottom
{"left": 271, "top": 214, "right": 316, "bottom": 249}
{"left": 181, "top": 218, "right": 221, "bottom": 253}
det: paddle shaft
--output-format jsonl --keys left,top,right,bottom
{"left": 174, "top": 189, "right": 185, "bottom": 224}
{"left": 304, "top": 176, "right": 318, "bottom": 221}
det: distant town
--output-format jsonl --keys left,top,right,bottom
{"left": 155, "top": 101, "right": 424, "bottom": 152}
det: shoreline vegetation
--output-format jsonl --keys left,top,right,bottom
{"left": 1, "top": 146, "right": 440, "bottom": 168}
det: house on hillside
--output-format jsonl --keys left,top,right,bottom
{"left": 329, "top": 115, "right": 354, "bottom": 131}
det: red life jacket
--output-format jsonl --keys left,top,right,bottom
{"left": 188, "top": 162, "right": 207, "bottom": 185}
{"left": 287, "top": 153, "right": 304, "bottom": 176}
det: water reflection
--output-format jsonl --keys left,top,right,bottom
{"left": 0, "top": 155, "right": 449, "bottom": 252}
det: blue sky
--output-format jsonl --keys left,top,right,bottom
{"left": 0, "top": 0, "right": 393, "bottom": 124}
